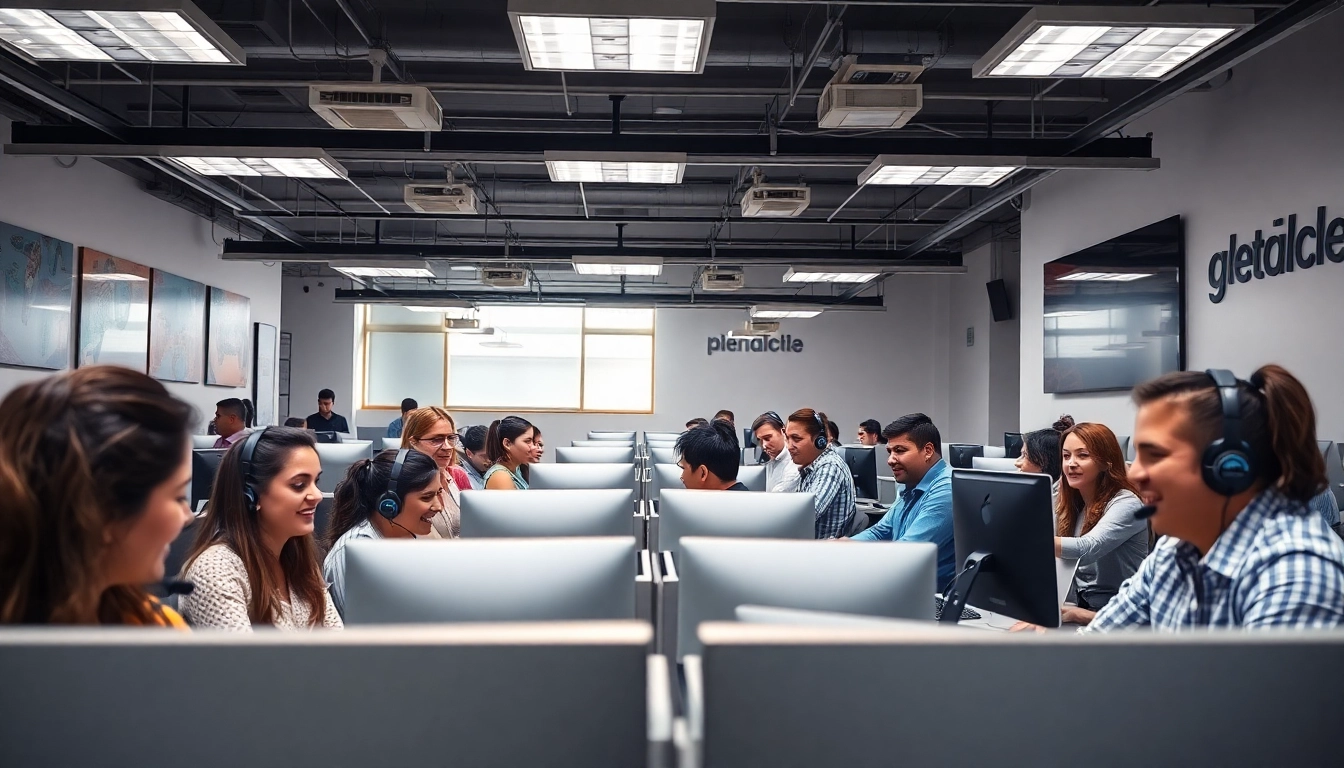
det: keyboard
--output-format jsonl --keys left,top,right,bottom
{"left": 934, "top": 596, "right": 982, "bottom": 621}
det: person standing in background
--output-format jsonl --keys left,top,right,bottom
{"left": 458, "top": 425, "right": 490, "bottom": 490}
{"left": 752, "top": 411, "right": 800, "bottom": 493}
{"left": 385, "top": 398, "right": 418, "bottom": 439}
{"left": 306, "top": 389, "right": 349, "bottom": 434}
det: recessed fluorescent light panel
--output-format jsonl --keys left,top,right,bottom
{"left": 0, "top": 1, "right": 245, "bottom": 64}
{"left": 750, "top": 305, "right": 824, "bottom": 320}
{"left": 331, "top": 261, "right": 435, "bottom": 279}
{"left": 974, "top": 7, "right": 1253, "bottom": 80}
{"left": 1057, "top": 272, "right": 1152, "bottom": 282}
{"left": 405, "top": 306, "right": 476, "bottom": 319}
{"left": 507, "top": 0, "right": 715, "bottom": 73}
{"left": 783, "top": 268, "right": 880, "bottom": 284}
{"left": 544, "top": 151, "right": 687, "bottom": 184}
{"left": 859, "top": 156, "right": 1019, "bottom": 187}
{"left": 161, "top": 147, "right": 347, "bottom": 179}
{"left": 572, "top": 255, "right": 663, "bottom": 276}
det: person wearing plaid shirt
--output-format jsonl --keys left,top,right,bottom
{"left": 1085, "top": 365, "right": 1344, "bottom": 632}
{"left": 785, "top": 409, "right": 856, "bottom": 539}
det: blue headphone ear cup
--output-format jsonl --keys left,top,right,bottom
{"left": 242, "top": 486, "right": 258, "bottom": 512}
{"left": 814, "top": 433, "right": 828, "bottom": 451}
{"left": 376, "top": 492, "right": 401, "bottom": 520}
{"left": 1201, "top": 439, "right": 1255, "bottom": 496}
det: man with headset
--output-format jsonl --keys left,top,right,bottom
{"left": 752, "top": 411, "right": 800, "bottom": 493}
{"left": 785, "top": 409, "right": 856, "bottom": 539}
{"left": 1084, "top": 367, "right": 1344, "bottom": 631}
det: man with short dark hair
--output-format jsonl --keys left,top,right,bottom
{"left": 685, "top": 417, "right": 710, "bottom": 430}
{"left": 713, "top": 409, "right": 735, "bottom": 427}
{"left": 386, "top": 398, "right": 418, "bottom": 438}
{"left": 787, "top": 409, "right": 855, "bottom": 538}
{"left": 676, "top": 421, "right": 746, "bottom": 491}
{"left": 752, "top": 411, "right": 799, "bottom": 493}
{"left": 858, "top": 419, "right": 882, "bottom": 446}
{"left": 459, "top": 424, "right": 489, "bottom": 490}
{"left": 212, "top": 398, "right": 250, "bottom": 449}
{"left": 849, "top": 413, "right": 955, "bottom": 587}
{"left": 307, "top": 388, "right": 349, "bottom": 433}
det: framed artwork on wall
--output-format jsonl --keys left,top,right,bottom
{"left": 253, "top": 322, "right": 278, "bottom": 427}
{"left": 77, "top": 248, "right": 150, "bottom": 371}
{"left": 206, "top": 286, "right": 250, "bottom": 388}
{"left": 0, "top": 219, "right": 74, "bottom": 370}
{"left": 148, "top": 269, "right": 206, "bottom": 383}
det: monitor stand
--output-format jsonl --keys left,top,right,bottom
{"left": 938, "top": 550, "right": 992, "bottom": 625}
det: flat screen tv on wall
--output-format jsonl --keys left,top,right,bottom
{"left": 1043, "top": 215, "right": 1185, "bottom": 395}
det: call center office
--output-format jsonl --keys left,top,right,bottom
{"left": 1, "top": 1, "right": 1343, "bottom": 766}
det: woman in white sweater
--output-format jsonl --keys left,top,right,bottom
{"left": 180, "top": 427, "right": 341, "bottom": 630}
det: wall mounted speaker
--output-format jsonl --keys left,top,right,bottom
{"left": 987, "top": 279, "right": 1012, "bottom": 322}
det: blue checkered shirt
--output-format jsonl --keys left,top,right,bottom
{"left": 1086, "top": 489, "right": 1344, "bottom": 632}
{"left": 797, "top": 447, "right": 856, "bottom": 539}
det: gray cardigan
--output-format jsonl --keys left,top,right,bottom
{"left": 1061, "top": 489, "right": 1148, "bottom": 610}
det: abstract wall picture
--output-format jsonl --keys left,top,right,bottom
{"left": 78, "top": 248, "right": 150, "bottom": 371}
{"left": 0, "top": 219, "right": 73, "bottom": 370}
{"left": 206, "top": 286, "right": 250, "bottom": 387}
{"left": 148, "top": 270, "right": 206, "bottom": 383}
{"left": 252, "top": 322, "right": 277, "bottom": 426}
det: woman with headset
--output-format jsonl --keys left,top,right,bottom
{"left": 179, "top": 427, "right": 342, "bottom": 630}
{"left": 322, "top": 448, "right": 444, "bottom": 619}
{"left": 1085, "top": 366, "right": 1344, "bottom": 631}
{"left": 0, "top": 367, "right": 194, "bottom": 626}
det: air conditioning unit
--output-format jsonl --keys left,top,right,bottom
{"left": 741, "top": 183, "right": 811, "bottom": 217}
{"left": 404, "top": 183, "right": 479, "bottom": 214}
{"left": 817, "top": 83, "right": 922, "bottom": 129}
{"left": 699, "top": 266, "right": 744, "bottom": 292}
{"left": 309, "top": 84, "right": 443, "bottom": 131}
{"left": 832, "top": 56, "right": 924, "bottom": 86}
{"left": 729, "top": 320, "right": 780, "bottom": 338}
{"left": 446, "top": 318, "right": 480, "bottom": 330}
{"left": 481, "top": 267, "right": 529, "bottom": 288}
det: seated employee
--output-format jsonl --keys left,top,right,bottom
{"left": 212, "top": 398, "right": 251, "bottom": 449}
{"left": 458, "top": 425, "right": 489, "bottom": 490}
{"left": 786, "top": 409, "right": 856, "bottom": 538}
{"left": 385, "top": 398, "right": 418, "bottom": 438}
{"left": 752, "top": 411, "right": 800, "bottom": 493}
{"left": 826, "top": 419, "right": 841, "bottom": 446}
{"left": 857, "top": 419, "right": 882, "bottom": 447}
{"left": 685, "top": 417, "right": 710, "bottom": 430}
{"left": 847, "top": 414, "right": 955, "bottom": 589}
{"left": 306, "top": 388, "right": 350, "bottom": 434}
{"left": 1085, "top": 366, "right": 1344, "bottom": 632}
{"left": 677, "top": 421, "right": 747, "bottom": 491}
{"left": 713, "top": 410, "right": 735, "bottom": 428}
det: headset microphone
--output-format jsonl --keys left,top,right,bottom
{"left": 1135, "top": 504, "right": 1158, "bottom": 521}
{"left": 386, "top": 519, "right": 418, "bottom": 539}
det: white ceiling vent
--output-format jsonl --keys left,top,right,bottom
{"left": 404, "top": 179, "right": 479, "bottom": 214}
{"left": 309, "top": 84, "right": 443, "bottom": 131}
{"left": 729, "top": 320, "right": 780, "bottom": 338}
{"left": 741, "top": 183, "right": 811, "bottom": 217}
{"left": 481, "top": 267, "right": 529, "bottom": 288}
{"left": 818, "top": 83, "right": 923, "bottom": 129}
{"left": 699, "top": 266, "right": 745, "bottom": 292}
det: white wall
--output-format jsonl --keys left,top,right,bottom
{"left": 1019, "top": 13, "right": 1344, "bottom": 438}
{"left": 0, "top": 117, "right": 282, "bottom": 426}
{"left": 280, "top": 277, "right": 357, "bottom": 422}
{"left": 988, "top": 238, "right": 1022, "bottom": 441}
{"left": 946, "top": 241, "right": 992, "bottom": 444}
{"left": 281, "top": 273, "right": 956, "bottom": 453}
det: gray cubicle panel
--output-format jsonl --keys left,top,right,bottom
{"left": 0, "top": 623, "right": 664, "bottom": 768}
{"left": 971, "top": 456, "right": 1019, "bottom": 472}
{"left": 588, "top": 431, "right": 637, "bottom": 440}
{"left": 573, "top": 439, "right": 635, "bottom": 448}
{"left": 556, "top": 446, "right": 638, "bottom": 464}
{"left": 314, "top": 440, "right": 374, "bottom": 493}
{"left": 356, "top": 426, "right": 384, "bottom": 442}
{"left": 644, "top": 432, "right": 683, "bottom": 442}
{"left": 736, "top": 464, "right": 766, "bottom": 492}
{"left": 380, "top": 437, "right": 402, "bottom": 451}
{"left": 650, "top": 462, "right": 683, "bottom": 503}
{"left": 190, "top": 434, "right": 218, "bottom": 450}
{"left": 689, "top": 625, "right": 1344, "bottom": 767}
{"left": 648, "top": 446, "right": 679, "bottom": 465}
{"left": 460, "top": 489, "right": 635, "bottom": 538}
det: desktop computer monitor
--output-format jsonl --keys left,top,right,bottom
{"left": 841, "top": 446, "right": 879, "bottom": 500}
{"left": 736, "top": 465, "right": 766, "bottom": 492}
{"left": 644, "top": 431, "right": 683, "bottom": 442}
{"left": 742, "top": 428, "right": 757, "bottom": 450}
{"left": 650, "top": 462, "right": 683, "bottom": 502}
{"left": 343, "top": 537, "right": 637, "bottom": 624}
{"left": 944, "top": 469, "right": 1059, "bottom": 627}
{"left": 657, "top": 489, "right": 814, "bottom": 555}
{"left": 191, "top": 449, "right": 227, "bottom": 508}
{"left": 1003, "top": 432, "right": 1024, "bottom": 460}
{"left": 380, "top": 437, "right": 401, "bottom": 451}
{"left": 314, "top": 431, "right": 340, "bottom": 444}
{"left": 572, "top": 439, "right": 634, "bottom": 448}
{"left": 675, "top": 537, "right": 936, "bottom": 658}
{"left": 648, "top": 446, "right": 679, "bottom": 465}
{"left": 556, "top": 446, "right": 637, "bottom": 464}
{"left": 946, "top": 444, "right": 984, "bottom": 470}
{"left": 315, "top": 441, "right": 376, "bottom": 493}
{"left": 588, "top": 431, "right": 636, "bottom": 440}
{"left": 460, "top": 489, "right": 634, "bottom": 538}
{"left": 529, "top": 463, "right": 637, "bottom": 493}
{"left": 191, "top": 434, "right": 218, "bottom": 450}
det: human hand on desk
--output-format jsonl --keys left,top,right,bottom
{"left": 1060, "top": 604, "right": 1096, "bottom": 625}
{"left": 1008, "top": 621, "right": 1046, "bottom": 634}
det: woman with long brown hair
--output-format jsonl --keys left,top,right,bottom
{"left": 179, "top": 427, "right": 341, "bottom": 630}
{"left": 401, "top": 406, "right": 471, "bottom": 538}
{"left": 1054, "top": 422, "right": 1147, "bottom": 624}
{"left": 0, "top": 366, "right": 194, "bottom": 626}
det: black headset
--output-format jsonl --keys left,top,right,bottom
{"left": 238, "top": 427, "right": 268, "bottom": 512}
{"left": 376, "top": 448, "right": 410, "bottom": 520}
{"left": 1201, "top": 369, "right": 1257, "bottom": 497}
{"left": 810, "top": 412, "right": 829, "bottom": 451}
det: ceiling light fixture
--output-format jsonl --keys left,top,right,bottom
{"left": 1057, "top": 272, "right": 1153, "bottom": 282}
{"left": 859, "top": 157, "right": 1019, "bottom": 187}
{"left": 404, "top": 305, "right": 476, "bottom": 320}
{"left": 750, "top": 305, "right": 824, "bottom": 320}
{"left": 783, "top": 268, "right": 881, "bottom": 284}
{"left": 572, "top": 255, "right": 664, "bottom": 276}
{"left": 544, "top": 151, "right": 687, "bottom": 184}
{"left": 161, "top": 146, "right": 347, "bottom": 179}
{"left": 0, "top": 1, "right": 245, "bottom": 64}
{"left": 507, "top": 0, "right": 715, "bottom": 74}
{"left": 331, "top": 260, "right": 435, "bottom": 279}
{"left": 974, "top": 7, "right": 1253, "bottom": 80}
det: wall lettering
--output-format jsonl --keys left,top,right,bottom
{"left": 1208, "top": 205, "right": 1344, "bottom": 303}
{"left": 707, "top": 334, "right": 804, "bottom": 356}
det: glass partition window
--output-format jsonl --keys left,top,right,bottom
{"left": 362, "top": 305, "right": 654, "bottom": 412}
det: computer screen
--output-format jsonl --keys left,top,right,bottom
{"left": 529, "top": 463, "right": 637, "bottom": 493}
{"left": 572, "top": 439, "right": 635, "bottom": 448}
{"left": 190, "top": 449, "right": 227, "bottom": 507}
{"left": 1003, "top": 432, "right": 1024, "bottom": 460}
{"left": 742, "top": 428, "right": 757, "bottom": 450}
{"left": 650, "top": 462, "right": 683, "bottom": 502}
{"left": 556, "top": 446, "right": 637, "bottom": 464}
{"left": 343, "top": 537, "right": 637, "bottom": 624}
{"left": 736, "top": 465, "right": 766, "bottom": 492}
{"left": 588, "top": 431, "right": 636, "bottom": 440}
{"left": 314, "top": 441, "right": 376, "bottom": 493}
{"left": 657, "top": 489, "right": 814, "bottom": 555}
{"left": 676, "top": 537, "right": 936, "bottom": 658}
{"left": 841, "top": 446, "right": 879, "bottom": 500}
{"left": 948, "top": 469, "right": 1059, "bottom": 626}
{"left": 946, "top": 444, "right": 984, "bottom": 470}
{"left": 460, "top": 489, "right": 634, "bottom": 538}
{"left": 648, "top": 446, "right": 679, "bottom": 465}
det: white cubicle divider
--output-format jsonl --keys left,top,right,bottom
{"left": 983, "top": 445, "right": 1007, "bottom": 459}
{"left": 190, "top": 434, "right": 218, "bottom": 450}
{"left": 379, "top": 437, "right": 400, "bottom": 451}
{"left": 0, "top": 622, "right": 672, "bottom": 768}
{"left": 683, "top": 624, "right": 1344, "bottom": 768}
{"left": 589, "top": 431, "right": 637, "bottom": 441}
{"left": 314, "top": 441, "right": 374, "bottom": 493}
{"left": 573, "top": 439, "right": 635, "bottom": 448}
{"left": 648, "top": 446, "right": 679, "bottom": 465}
{"left": 557, "top": 446, "right": 639, "bottom": 464}
{"left": 971, "top": 456, "right": 1019, "bottom": 472}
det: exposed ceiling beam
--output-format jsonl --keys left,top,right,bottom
{"left": 335, "top": 288, "right": 889, "bottom": 310}
{"left": 232, "top": 211, "right": 949, "bottom": 227}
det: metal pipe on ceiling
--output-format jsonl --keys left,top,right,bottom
{"left": 334, "top": 288, "right": 891, "bottom": 310}
{"left": 232, "top": 211, "right": 953, "bottom": 227}
{"left": 778, "top": 6, "right": 847, "bottom": 124}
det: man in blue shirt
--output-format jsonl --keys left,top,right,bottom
{"left": 386, "top": 398, "right": 418, "bottom": 439}
{"left": 848, "top": 413, "right": 956, "bottom": 588}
